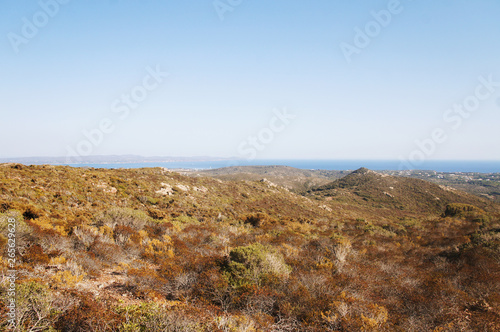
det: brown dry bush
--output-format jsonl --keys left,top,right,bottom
{"left": 72, "top": 225, "right": 100, "bottom": 250}
{"left": 72, "top": 251, "right": 103, "bottom": 277}
{"left": 2, "top": 165, "right": 500, "bottom": 330}
{"left": 127, "top": 267, "right": 169, "bottom": 298}
{"left": 239, "top": 285, "right": 277, "bottom": 316}
{"left": 113, "top": 224, "right": 136, "bottom": 246}
{"left": 35, "top": 228, "right": 71, "bottom": 253}
{"left": 55, "top": 293, "right": 123, "bottom": 332}
{"left": 88, "top": 240, "right": 126, "bottom": 265}
{"left": 22, "top": 244, "right": 50, "bottom": 265}
{"left": 147, "top": 207, "right": 167, "bottom": 220}
{"left": 194, "top": 267, "right": 234, "bottom": 312}
{"left": 144, "top": 221, "right": 172, "bottom": 239}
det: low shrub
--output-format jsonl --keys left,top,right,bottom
{"left": 89, "top": 240, "right": 126, "bottom": 264}
{"left": 444, "top": 203, "right": 486, "bottom": 221}
{"left": 95, "top": 208, "right": 151, "bottom": 231}
{"left": 223, "top": 243, "right": 291, "bottom": 288}
{"left": 8, "top": 281, "right": 61, "bottom": 331}
{"left": 55, "top": 294, "right": 123, "bottom": 332}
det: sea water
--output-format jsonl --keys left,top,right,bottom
{"left": 53, "top": 160, "right": 500, "bottom": 173}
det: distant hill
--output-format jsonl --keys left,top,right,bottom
{"left": 0, "top": 155, "right": 229, "bottom": 165}
{"left": 383, "top": 169, "right": 500, "bottom": 203}
{"left": 308, "top": 167, "right": 495, "bottom": 214}
{"left": 183, "top": 165, "right": 348, "bottom": 191}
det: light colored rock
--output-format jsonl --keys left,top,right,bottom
{"left": 261, "top": 178, "right": 278, "bottom": 188}
{"left": 193, "top": 186, "right": 208, "bottom": 193}
{"left": 104, "top": 187, "right": 117, "bottom": 194}
{"left": 439, "top": 185, "right": 456, "bottom": 192}
{"left": 175, "top": 184, "right": 190, "bottom": 192}
{"left": 319, "top": 205, "right": 333, "bottom": 212}
{"left": 156, "top": 183, "right": 174, "bottom": 196}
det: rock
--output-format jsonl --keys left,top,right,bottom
{"left": 175, "top": 184, "right": 190, "bottom": 192}
{"left": 156, "top": 183, "right": 174, "bottom": 196}
{"left": 261, "top": 178, "right": 278, "bottom": 188}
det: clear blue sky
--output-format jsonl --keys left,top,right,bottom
{"left": 1, "top": 0, "right": 499, "bottom": 160}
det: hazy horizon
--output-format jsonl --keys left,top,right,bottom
{"left": 2, "top": 154, "right": 500, "bottom": 162}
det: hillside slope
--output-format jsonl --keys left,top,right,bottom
{"left": 309, "top": 167, "right": 495, "bottom": 215}
{"left": 0, "top": 164, "right": 334, "bottom": 225}
{"left": 183, "top": 165, "right": 347, "bottom": 192}
{"left": 1, "top": 164, "right": 499, "bottom": 331}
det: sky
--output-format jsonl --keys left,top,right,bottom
{"left": 0, "top": 0, "right": 499, "bottom": 161}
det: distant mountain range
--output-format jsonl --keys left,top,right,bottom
{"left": 0, "top": 155, "right": 230, "bottom": 165}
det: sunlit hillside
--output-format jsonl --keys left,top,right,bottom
{"left": 1, "top": 164, "right": 499, "bottom": 331}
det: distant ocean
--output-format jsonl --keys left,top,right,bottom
{"left": 53, "top": 160, "right": 500, "bottom": 173}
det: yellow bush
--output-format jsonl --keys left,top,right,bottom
{"left": 360, "top": 304, "right": 388, "bottom": 331}
{"left": 51, "top": 270, "right": 85, "bottom": 288}
{"left": 99, "top": 225, "right": 114, "bottom": 238}
{"left": 49, "top": 256, "right": 66, "bottom": 265}
{"left": 321, "top": 310, "right": 339, "bottom": 328}
{"left": 255, "top": 233, "right": 272, "bottom": 243}
{"left": 118, "top": 262, "right": 130, "bottom": 271}
{"left": 143, "top": 235, "right": 174, "bottom": 261}
{"left": 316, "top": 257, "right": 334, "bottom": 270}
{"left": 433, "top": 323, "right": 454, "bottom": 332}
{"left": 289, "top": 221, "right": 313, "bottom": 234}
{"left": 0, "top": 234, "right": 7, "bottom": 249}
{"left": 280, "top": 243, "right": 299, "bottom": 258}
{"left": 31, "top": 216, "right": 67, "bottom": 236}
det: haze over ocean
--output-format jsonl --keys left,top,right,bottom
{"left": 47, "top": 160, "right": 500, "bottom": 173}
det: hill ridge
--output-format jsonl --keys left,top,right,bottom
{"left": 310, "top": 167, "right": 494, "bottom": 214}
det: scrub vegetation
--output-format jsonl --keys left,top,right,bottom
{"left": 1, "top": 164, "right": 499, "bottom": 331}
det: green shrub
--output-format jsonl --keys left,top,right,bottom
{"left": 95, "top": 208, "right": 152, "bottom": 231}
{"left": 444, "top": 203, "right": 489, "bottom": 223}
{"left": 173, "top": 215, "right": 198, "bottom": 224}
{"left": 7, "top": 281, "right": 60, "bottom": 331}
{"left": 116, "top": 302, "right": 202, "bottom": 332}
{"left": 171, "top": 215, "right": 199, "bottom": 230}
{"left": 444, "top": 203, "right": 484, "bottom": 217}
{"left": 223, "top": 243, "right": 291, "bottom": 288}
